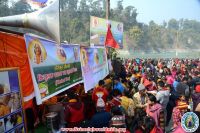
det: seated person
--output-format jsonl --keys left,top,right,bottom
{"left": 92, "top": 80, "right": 108, "bottom": 107}
{"left": 88, "top": 102, "right": 111, "bottom": 128}
{"left": 64, "top": 92, "right": 85, "bottom": 128}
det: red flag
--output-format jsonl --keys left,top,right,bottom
{"left": 105, "top": 25, "right": 120, "bottom": 49}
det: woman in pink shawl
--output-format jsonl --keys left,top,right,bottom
{"left": 170, "top": 64, "right": 177, "bottom": 76}
{"left": 166, "top": 75, "right": 175, "bottom": 85}
{"left": 146, "top": 93, "right": 165, "bottom": 132}
{"left": 172, "top": 125, "right": 186, "bottom": 133}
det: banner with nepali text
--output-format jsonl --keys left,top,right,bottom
{"left": 24, "top": 34, "right": 82, "bottom": 104}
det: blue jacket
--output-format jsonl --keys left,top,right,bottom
{"left": 89, "top": 110, "right": 112, "bottom": 128}
{"left": 114, "top": 82, "right": 125, "bottom": 93}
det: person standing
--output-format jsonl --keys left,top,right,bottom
{"left": 172, "top": 95, "right": 188, "bottom": 128}
{"left": 192, "top": 85, "right": 200, "bottom": 111}
{"left": 146, "top": 93, "right": 165, "bottom": 132}
{"left": 133, "top": 84, "right": 148, "bottom": 108}
{"left": 156, "top": 81, "right": 170, "bottom": 109}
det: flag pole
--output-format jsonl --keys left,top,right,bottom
{"left": 105, "top": 0, "right": 114, "bottom": 90}
{"left": 106, "top": 0, "right": 110, "bottom": 62}
{"left": 106, "top": 0, "right": 111, "bottom": 59}
{"left": 106, "top": 0, "right": 110, "bottom": 20}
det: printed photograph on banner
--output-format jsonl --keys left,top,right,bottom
{"left": 24, "top": 34, "right": 83, "bottom": 102}
{"left": 80, "top": 48, "right": 89, "bottom": 67}
{"left": 10, "top": 92, "right": 21, "bottom": 112}
{"left": 81, "top": 47, "right": 109, "bottom": 92}
{"left": 0, "top": 94, "right": 11, "bottom": 117}
{"left": 28, "top": 39, "right": 47, "bottom": 65}
{"left": 4, "top": 111, "right": 23, "bottom": 132}
{"left": 94, "top": 49, "right": 100, "bottom": 65}
{"left": 56, "top": 46, "right": 67, "bottom": 63}
{"left": 0, "top": 68, "right": 25, "bottom": 133}
{"left": 73, "top": 47, "right": 79, "bottom": 61}
{"left": 0, "top": 71, "right": 11, "bottom": 95}
{"left": 0, "top": 92, "right": 21, "bottom": 117}
{"left": 8, "top": 70, "right": 20, "bottom": 92}
{"left": 38, "top": 81, "right": 49, "bottom": 98}
{"left": 0, "top": 119, "right": 5, "bottom": 133}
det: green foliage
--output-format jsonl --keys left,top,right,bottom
{"left": 128, "top": 25, "right": 143, "bottom": 44}
{"left": 127, "top": 18, "right": 200, "bottom": 52}
{"left": 168, "top": 19, "right": 179, "bottom": 30}
{"left": 0, "top": 0, "right": 200, "bottom": 52}
{"left": 0, "top": 0, "right": 11, "bottom": 16}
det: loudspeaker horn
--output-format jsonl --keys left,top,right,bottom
{"left": 0, "top": 0, "right": 60, "bottom": 44}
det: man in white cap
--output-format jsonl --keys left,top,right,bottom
{"left": 133, "top": 84, "right": 148, "bottom": 108}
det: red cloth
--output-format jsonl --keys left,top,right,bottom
{"left": 172, "top": 107, "right": 182, "bottom": 128}
{"left": 150, "top": 126, "right": 164, "bottom": 133}
{"left": 166, "top": 75, "right": 175, "bottom": 85}
{"left": 135, "top": 129, "right": 143, "bottom": 133}
{"left": 68, "top": 104, "right": 84, "bottom": 123}
{"left": 195, "top": 85, "right": 200, "bottom": 93}
{"left": 92, "top": 86, "right": 108, "bottom": 106}
{"left": 105, "top": 25, "right": 120, "bottom": 49}
{"left": 106, "top": 96, "right": 121, "bottom": 112}
{"left": 143, "top": 79, "right": 152, "bottom": 87}
{"left": 173, "top": 125, "right": 186, "bottom": 133}
{"left": 146, "top": 103, "right": 163, "bottom": 128}
{"left": 0, "top": 31, "right": 34, "bottom": 109}
{"left": 150, "top": 126, "right": 157, "bottom": 133}
{"left": 64, "top": 101, "right": 85, "bottom": 127}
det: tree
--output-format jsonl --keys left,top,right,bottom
{"left": 90, "top": 0, "right": 104, "bottom": 17}
{"left": 147, "top": 21, "right": 162, "bottom": 50}
{"left": 60, "top": 0, "right": 68, "bottom": 10}
{"left": 162, "top": 21, "right": 167, "bottom": 28}
{"left": 128, "top": 26, "right": 143, "bottom": 44}
{"left": 1, "top": 0, "right": 200, "bottom": 52}
{"left": 117, "top": 0, "right": 123, "bottom": 13}
{"left": 0, "top": 0, "right": 11, "bottom": 16}
{"left": 122, "top": 6, "right": 137, "bottom": 31}
{"left": 168, "top": 19, "right": 179, "bottom": 30}
{"left": 10, "top": 1, "right": 32, "bottom": 15}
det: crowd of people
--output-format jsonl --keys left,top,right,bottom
{"left": 29, "top": 58, "right": 200, "bottom": 133}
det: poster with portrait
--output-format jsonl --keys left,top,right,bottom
{"left": 90, "top": 16, "right": 123, "bottom": 48}
{"left": 80, "top": 47, "right": 109, "bottom": 92}
{"left": 24, "top": 34, "right": 83, "bottom": 104}
{"left": 0, "top": 68, "right": 26, "bottom": 133}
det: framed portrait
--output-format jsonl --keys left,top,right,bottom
{"left": 0, "top": 68, "right": 26, "bottom": 133}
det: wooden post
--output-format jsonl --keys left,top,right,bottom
{"left": 106, "top": 0, "right": 110, "bottom": 20}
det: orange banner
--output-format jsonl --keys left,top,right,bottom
{"left": 0, "top": 31, "right": 34, "bottom": 109}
